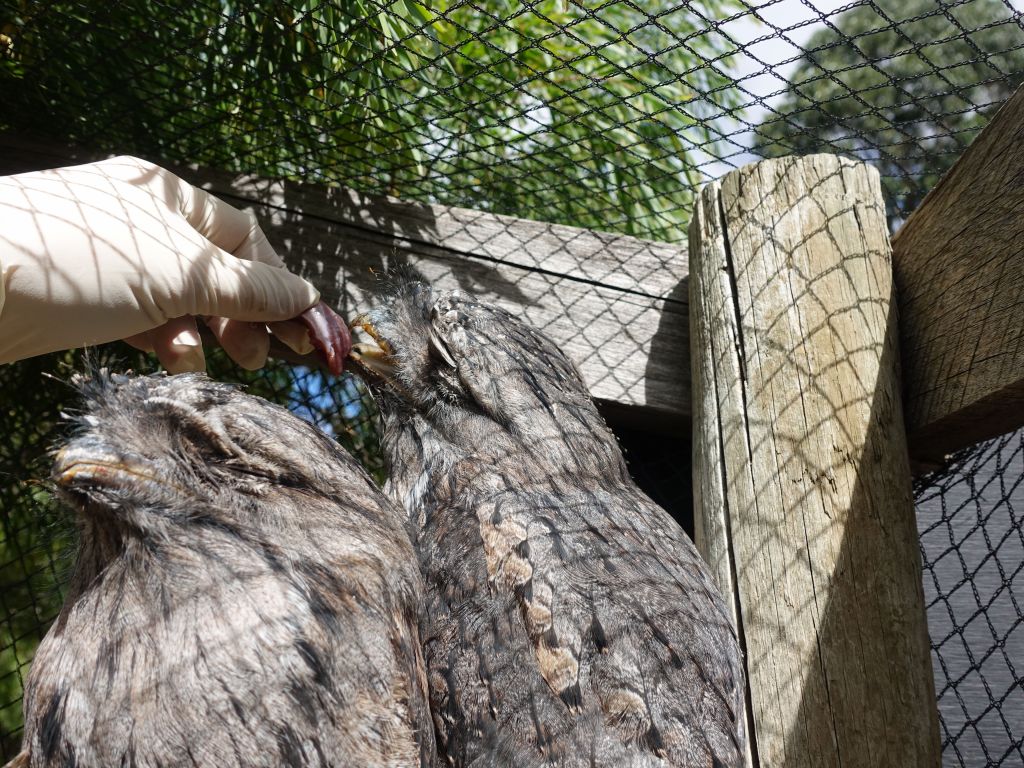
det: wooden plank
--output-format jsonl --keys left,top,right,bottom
{"left": 689, "top": 175, "right": 756, "bottom": 768}
{"left": 216, "top": 173, "right": 686, "bottom": 301}
{"left": 892, "top": 84, "right": 1024, "bottom": 468}
{"left": 0, "top": 135, "right": 690, "bottom": 420}
{"left": 690, "top": 155, "right": 940, "bottom": 768}
{"left": 249, "top": 198, "right": 690, "bottom": 419}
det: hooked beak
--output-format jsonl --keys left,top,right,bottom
{"left": 347, "top": 315, "right": 399, "bottom": 383}
{"left": 53, "top": 441, "right": 179, "bottom": 500}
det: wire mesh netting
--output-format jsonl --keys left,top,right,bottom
{"left": 2, "top": 0, "right": 1024, "bottom": 764}
{"left": 916, "top": 430, "right": 1024, "bottom": 767}
{"left": 4, "top": 0, "right": 1023, "bottom": 235}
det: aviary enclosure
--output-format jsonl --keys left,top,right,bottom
{"left": 1, "top": 2, "right": 1022, "bottom": 766}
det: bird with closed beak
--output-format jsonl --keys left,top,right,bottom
{"left": 13, "top": 371, "right": 434, "bottom": 768}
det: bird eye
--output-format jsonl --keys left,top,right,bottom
{"left": 428, "top": 323, "right": 458, "bottom": 368}
{"left": 142, "top": 396, "right": 236, "bottom": 459}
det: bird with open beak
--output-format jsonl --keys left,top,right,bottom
{"left": 348, "top": 281, "right": 746, "bottom": 768}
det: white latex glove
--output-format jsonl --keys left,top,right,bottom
{"left": 0, "top": 155, "right": 319, "bottom": 372}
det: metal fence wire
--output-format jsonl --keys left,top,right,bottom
{"left": 1, "top": 0, "right": 1023, "bottom": 765}
{"left": 916, "top": 430, "right": 1024, "bottom": 767}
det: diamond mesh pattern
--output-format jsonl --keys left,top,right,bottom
{"left": 2, "top": 1, "right": 1022, "bottom": 763}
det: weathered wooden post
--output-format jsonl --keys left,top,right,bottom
{"left": 689, "top": 155, "right": 940, "bottom": 767}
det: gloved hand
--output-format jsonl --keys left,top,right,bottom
{"left": 0, "top": 155, "right": 319, "bottom": 372}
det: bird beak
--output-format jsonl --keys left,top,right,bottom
{"left": 350, "top": 343, "right": 399, "bottom": 379}
{"left": 53, "top": 441, "right": 179, "bottom": 499}
{"left": 348, "top": 316, "right": 399, "bottom": 381}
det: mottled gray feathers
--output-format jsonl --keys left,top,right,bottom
{"left": 355, "top": 282, "right": 747, "bottom": 767}
{"left": 16, "top": 280, "right": 745, "bottom": 768}
{"left": 18, "top": 371, "right": 434, "bottom": 768}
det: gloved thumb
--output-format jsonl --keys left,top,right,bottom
{"left": 176, "top": 248, "right": 321, "bottom": 322}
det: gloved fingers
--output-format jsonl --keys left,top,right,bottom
{"left": 122, "top": 331, "right": 155, "bottom": 353}
{"left": 183, "top": 247, "right": 319, "bottom": 322}
{"left": 177, "top": 182, "right": 282, "bottom": 266}
{"left": 204, "top": 317, "right": 271, "bottom": 371}
{"left": 94, "top": 155, "right": 166, "bottom": 186}
{"left": 268, "top": 319, "right": 315, "bottom": 355}
{"left": 151, "top": 316, "right": 207, "bottom": 374}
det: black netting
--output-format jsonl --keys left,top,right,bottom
{"left": 4, "top": 0, "right": 1022, "bottom": 236}
{"left": 0, "top": 346, "right": 383, "bottom": 757}
{"left": 916, "top": 429, "right": 1024, "bottom": 767}
{"left": 1, "top": 0, "right": 1023, "bottom": 764}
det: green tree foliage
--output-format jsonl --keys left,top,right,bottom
{"left": 0, "top": 351, "right": 79, "bottom": 757}
{"left": 423, "top": 1, "right": 742, "bottom": 237}
{"left": 758, "top": 0, "right": 1024, "bottom": 223}
{"left": 1, "top": 0, "right": 741, "bottom": 240}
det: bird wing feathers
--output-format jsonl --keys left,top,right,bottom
{"left": 425, "top": 471, "right": 744, "bottom": 768}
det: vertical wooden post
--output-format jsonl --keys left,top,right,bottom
{"left": 689, "top": 155, "right": 940, "bottom": 768}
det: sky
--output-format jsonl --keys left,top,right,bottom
{"left": 719, "top": 1, "right": 852, "bottom": 112}
{"left": 689, "top": 1, "right": 856, "bottom": 176}
{"left": 723, "top": 0, "right": 1024, "bottom": 114}
{"left": 691, "top": 0, "right": 1024, "bottom": 176}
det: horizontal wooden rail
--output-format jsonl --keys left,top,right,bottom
{"left": 892, "top": 84, "right": 1024, "bottom": 469}
{"left": 0, "top": 135, "right": 691, "bottom": 428}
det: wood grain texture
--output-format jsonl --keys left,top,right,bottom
{"left": 0, "top": 135, "right": 690, "bottom": 420}
{"left": 690, "top": 155, "right": 940, "bottom": 768}
{"left": 892, "top": 85, "right": 1024, "bottom": 467}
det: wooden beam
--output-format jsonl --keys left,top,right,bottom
{"left": 0, "top": 135, "right": 691, "bottom": 424}
{"left": 892, "top": 84, "right": 1024, "bottom": 469}
{"left": 690, "top": 155, "right": 940, "bottom": 767}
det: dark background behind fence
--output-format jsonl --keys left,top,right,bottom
{"left": 1, "top": 1, "right": 1023, "bottom": 765}
{"left": 916, "top": 432, "right": 1024, "bottom": 766}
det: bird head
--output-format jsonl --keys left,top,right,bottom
{"left": 349, "top": 282, "right": 591, "bottom": 422}
{"left": 349, "top": 282, "right": 626, "bottom": 477}
{"left": 53, "top": 370, "right": 369, "bottom": 546}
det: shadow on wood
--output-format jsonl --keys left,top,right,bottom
{"left": 892, "top": 83, "right": 1024, "bottom": 469}
{"left": 691, "top": 155, "right": 940, "bottom": 767}
{"left": 0, "top": 133, "right": 691, "bottom": 426}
